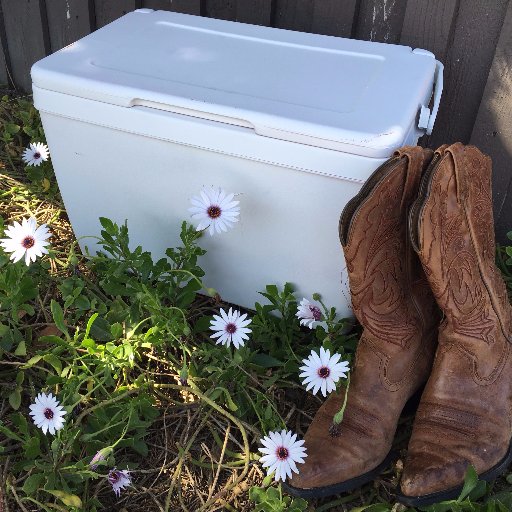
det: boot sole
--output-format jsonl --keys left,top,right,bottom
{"left": 282, "top": 450, "right": 397, "bottom": 499}
{"left": 282, "top": 387, "right": 425, "bottom": 500}
{"left": 396, "top": 439, "right": 512, "bottom": 507}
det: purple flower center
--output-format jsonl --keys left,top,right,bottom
{"left": 34, "top": 152, "right": 41, "bottom": 159}
{"left": 276, "top": 446, "right": 289, "bottom": 460}
{"left": 109, "top": 471, "right": 120, "bottom": 484}
{"left": 309, "top": 305, "right": 322, "bottom": 321}
{"left": 207, "top": 205, "right": 222, "bottom": 219}
{"left": 44, "top": 408, "right": 54, "bottom": 420}
{"left": 22, "top": 236, "right": 35, "bottom": 249}
{"left": 225, "top": 323, "right": 237, "bottom": 334}
{"left": 318, "top": 366, "right": 330, "bottom": 378}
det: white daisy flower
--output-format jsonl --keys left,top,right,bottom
{"left": 258, "top": 430, "right": 307, "bottom": 482}
{"left": 0, "top": 217, "right": 51, "bottom": 265}
{"left": 209, "top": 307, "right": 252, "bottom": 349}
{"left": 189, "top": 186, "right": 240, "bottom": 236}
{"left": 296, "top": 297, "right": 322, "bottom": 329}
{"left": 29, "top": 392, "right": 66, "bottom": 435}
{"left": 299, "top": 347, "right": 350, "bottom": 397}
{"left": 108, "top": 468, "right": 132, "bottom": 497}
{"left": 22, "top": 142, "right": 50, "bottom": 167}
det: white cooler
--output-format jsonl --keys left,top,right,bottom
{"left": 31, "top": 9, "right": 443, "bottom": 317}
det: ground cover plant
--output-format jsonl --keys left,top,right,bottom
{"left": 2, "top": 93, "right": 512, "bottom": 512}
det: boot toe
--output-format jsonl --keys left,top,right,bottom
{"left": 287, "top": 445, "right": 367, "bottom": 491}
{"left": 400, "top": 454, "right": 469, "bottom": 498}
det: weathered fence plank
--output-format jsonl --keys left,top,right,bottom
{"left": 94, "top": 0, "right": 141, "bottom": 28}
{"left": 399, "top": 0, "right": 458, "bottom": 148}
{"left": 0, "top": 5, "right": 9, "bottom": 86}
{"left": 45, "top": 0, "right": 94, "bottom": 52}
{"left": 203, "top": 0, "right": 236, "bottom": 20}
{"left": 144, "top": 0, "right": 201, "bottom": 15}
{"left": 400, "top": 0, "right": 458, "bottom": 62}
{"left": 471, "top": 1, "right": 512, "bottom": 244}
{"left": 273, "top": 0, "right": 314, "bottom": 32}
{"left": 429, "top": 0, "right": 508, "bottom": 148}
{"left": 234, "top": 0, "right": 272, "bottom": 25}
{"left": 273, "top": 0, "right": 357, "bottom": 37}
{"left": 0, "top": 0, "right": 50, "bottom": 92}
{"left": 0, "top": 40, "right": 7, "bottom": 86}
{"left": 311, "top": 0, "right": 359, "bottom": 37}
{"left": 354, "top": 0, "right": 408, "bottom": 43}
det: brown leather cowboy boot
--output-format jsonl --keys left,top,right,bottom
{"left": 399, "top": 143, "right": 512, "bottom": 507}
{"left": 284, "top": 147, "right": 439, "bottom": 498}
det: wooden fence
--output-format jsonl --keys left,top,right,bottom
{"left": 0, "top": 0, "right": 511, "bottom": 241}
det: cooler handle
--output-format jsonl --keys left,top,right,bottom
{"left": 417, "top": 58, "right": 444, "bottom": 135}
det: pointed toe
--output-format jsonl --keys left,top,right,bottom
{"left": 400, "top": 456, "right": 468, "bottom": 498}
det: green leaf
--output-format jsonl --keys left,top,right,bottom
{"left": 50, "top": 300, "right": 68, "bottom": 337}
{"left": 251, "top": 353, "right": 284, "bottom": 368}
{"left": 5, "top": 123, "right": 20, "bottom": 134}
{"left": 22, "top": 473, "right": 45, "bottom": 495}
{"left": 14, "top": 339, "right": 26, "bottom": 356}
{"left": 20, "top": 303, "right": 35, "bottom": 316}
{"left": 457, "top": 465, "right": 479, "bottom": 502}
{"left": 11, "top": 412, "right": 28, "bottom": 435}
{"left": 74, "top": 295, "right": 90, "bottom": 310}
{"left": 24, "top": 435, "right": 41, "bottom": 459}
{"left": 24, "top": 354, "right": 42, "bottom": 368}
{"left": 43, "top": 353, "right": 62, "bottom": 375}
{"left": 110, "top": 322, "right": 123, "bottom": 339}
{"left": 16, "top": 370, "right": 24, "bottom": 385}
{"left": 45, "top": 489, "right": 82, "bottom": 508}
{"left": 223, "top": 389, "right": 238, "bottom": 412}
{"left": 99, "top": 217, "right": 116, "bottom": 234}
{"left": 0, "top": 421, "right": 23, "bottom": 442}
{"left": 9, "top": 389, "right": 21, "bottom": 410}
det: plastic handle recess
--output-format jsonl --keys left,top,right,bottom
{"left": 427, "top": 60, "right": 444, "bottom": 135}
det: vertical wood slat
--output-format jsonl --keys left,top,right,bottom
{"left": 45, "top": 0, "right": 94, "bottom": 52}
{"left": 0, "top": 38, "right": 8, "bottom": 86}
{"left": 399, "top": 0, "right": 459, "bottom": 147}
{"left": 203, "top": 0, "right": 272, "bottom": 26}
{"left": 203, "top": 0, "right": 236, "bottom": 20}
{"left": 471, "top": 1, "right": 512, "bottom": 244}
{"left": 429, "top": 0, "right": 508, "bottom": 148}
{"left": 311, "top": 0, "right": 359, "bottom": 37}
{"left": 94, "top": 0, "right": 141, "bottom": 28}
{"left": 144, "top": 0, "right": 201, "bottom": 15}
{"left": 354, "top": 0, "right": 409, "bottom": 43}
{"left": 400, "top": 0, "right": 458, "bottom": 63}
{"left": 273, "top": 0, "right": 358, "bottom": 37}
{"left": 0, "top": 3, "right": 9, "bottom": 86}
{"left": 0, "top": 0, "right": 50, "bottom": 92}
{"left": 235, "top": 0, "right": 272, "bottom": 25}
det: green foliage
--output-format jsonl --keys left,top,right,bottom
{"left": 0, "top": 94, "right": 57, "bottom": 194}
{"left": 249, "top": 478, "right": 308, "bottom": 511}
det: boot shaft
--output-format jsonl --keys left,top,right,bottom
{"left": 340, "top": 147, "right": 437, "bottom": 349}
{"left": 409, "top": 143, "right": 512, "bottom": 346}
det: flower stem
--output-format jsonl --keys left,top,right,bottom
{"left": 329, "top": 373, "right": 351, "bottom": 437}
{"left": 333, "top": 373, "right": 350, "bottom": 424}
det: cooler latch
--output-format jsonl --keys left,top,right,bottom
{"left": 413, "top": 49, "right": 444, "bottom": 136}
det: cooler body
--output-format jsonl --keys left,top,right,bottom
{"left": 31, "top": 10, "right": 442, "bottom": 317}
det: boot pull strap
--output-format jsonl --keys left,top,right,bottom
{"left": 394, "top": 147, "right": 424, "bottom": 211}
{"left": 446, "top": 143, "right": 468, "bottom": 203}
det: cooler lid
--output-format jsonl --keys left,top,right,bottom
{"left": 31, "top": 9, "right": 438, "bottom": 157}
